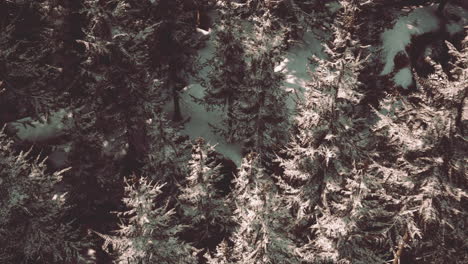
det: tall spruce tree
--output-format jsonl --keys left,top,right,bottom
{"left": 277, "top": 0, "right": 366, "bottom": 232}
{"left": 203, "top": 1, "right": 247, "bottom": 140}
{"left": 0, "top": 131, "right": 86, "bottom": 263}
{"left": 99, "top": 177, "right": 196, "bottom": 264}
{"left": 178, "top": 138, "right": 232, "bottom": 256}
{"left": 150, "top": 0, "right": 200, "bottom": 121}
{"left": 277, "top": 1, "right": 406, "bottom": 262}
{"left": 228, "top": 153, "right": 300, "bottom": 264}
{"left": 370, "top": 37, "right": 468, "bottom": 263}
{"left": 231, "top": 13, "right": 289, "bottom": 163}
{"left": 65, "top": 0, "right": 195, "bottom": 225}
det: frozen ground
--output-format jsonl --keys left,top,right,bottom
{"left": 380, "top": 7, "right": 440, "bottom": 77}
{"left": 380, "top": 5, "right": 467, "bottom": 88}
{"left": 167, "top": 28, "right": 324, "bottom": 165}
{"left": 8, "top": 109, "right": 72, "bottom": 142}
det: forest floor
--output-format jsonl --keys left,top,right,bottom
{"left": 164, "top": 25, "right": 325, "bottom": 166}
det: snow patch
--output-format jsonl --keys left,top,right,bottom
{"left": 164, "top": 31, "right": 243, "bottom": 166}
{"left": 381, "top": 7, "right": 439, "bottom": 75}
{"left": 196, "top": 28, "right": 211, "bottom": 36}
{"left": 9, "top": 109, "right": 72, "bottom": 142}
{"left": 446, "top": 23, "right": 463, "bottom": 35}
{"left": 278, "top": 30, "right": 325, "bottom": 114}
{"left": 393, "top": 67, "right": 413, "bottom": 88}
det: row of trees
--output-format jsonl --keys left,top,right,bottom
{"left": 1, "top": 0, "right": 467, "bottom": 263}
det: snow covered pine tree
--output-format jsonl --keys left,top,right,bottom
{"left": 230, "top": 12, "right": 289, "bottom": 164}
{"left": 178, "top": 138, "right": 232, "bottom": 259}
{"left": 0, "top": 131, "right": 86, "bottom": 263}
{"left": 202, "top": 1, "right": 248, "bottom": 140}
{"left": 207, "top": 153, "right": 300, "bottom": 263}
{"left": 99, "top": 177, "right": 196, "bottom": 264}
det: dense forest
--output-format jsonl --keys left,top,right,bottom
{"left": 0, "top": 0, "right": 467, "bottom": 263}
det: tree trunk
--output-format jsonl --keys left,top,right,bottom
{"left": 438, "top": 0, "right": 449, "bottom": 13}
{"left": 393, "top": 231, "right": 410, "bottom": 264}
{"left": 62, "top": 0, "right": 85, "bottom": 97}
{"left": 170, "top": 66, "right": 182, "bottom": 121}
{"left": 173, "top": 88, "right": 182, "bottom": 121}
{"left": 227, "top": 96, "right": 234, "bottom": 140}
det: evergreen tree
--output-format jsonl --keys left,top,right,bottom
{"left": 140, "top": 107, "right": 191, "bottom": 190}
{"left": 178, "top": 138, "right": 232, "bottom": 254}
{"left": 65, "top": 0, "right": 193, "bottom": 224}
{"left": 231, "top": 13, "right": 289, "bottom": 163}
{"left": 149, "top": 0, "right": 201, "bottom": 121}
{"left": 370, "top": 37, "right": 468, "bottom": 263}
{"left": 0, "top": 131, "right": 86, "bottom": 263}
{"left": 228, "top": 153, "right": 300, "bottom": 264}
{"left": 0, "top": 0, "right": 71, "bottom": 124}
{"left": 277, "top": 2, "right": 404, "bottom": 262}
{"left": 278, "top": 2, "right": 366, "bottom": 231}
{"left": 99, "top": 177, "right": 196, "bottom": 264}
{"left": 203, "top": 1, "right": 248, "bottom": 140}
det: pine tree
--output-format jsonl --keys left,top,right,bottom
{"left": 276, "top": 2, "right": 406, "bottom": 262}
{"left": 0, "top": 131, "right": 86, "bottom": 263}
{"left": 286, "top": 3, "right": 467, "bottom": 263}
{"left": 0, "top": 1, "right": 70, "bottom": 123}
{"left": 141, "top": 108, "right": 191, "bottom": 189}
{"left": 228, "top": 153, "right": 300, "bottom": 264}
{"left": 148, "top": 0, "right": 200, "bottom": 121}
{"left": 178, "top": 138, "right": 232, "bottom": 254}
{"left": 231, "top": 13, "right": 289, "bottom": 163}
{"left": 202, "top": 1, "right": 248, "bottom": 140}
{"left": 65, "top": 0, "right": 193, "bottom": 223}
{"left": 99, "top": 177, "right": 196, "bottom": 264}
{"left": 370, "top": 36, "right": 468, "bottom": 263}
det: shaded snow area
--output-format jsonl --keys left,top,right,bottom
{"left": 380, "top": 7, "right": 439, "bottom": 76}
{"left": 445, "top": 5, "right": 468, "bottom": 36}
{"left": 167, "top": 29, "right": 323, "bottom": 166}
{"left": 165, "top": 30, "right": 244, "bottom": 166}
{"left": 276, "top": 30, "right": 325, "bottom": 113}
{"left": 8, "top": 109, "right": 72, "bottom": 142}
{"left": 393, "top": 67, "right": 413, "bottom": 89}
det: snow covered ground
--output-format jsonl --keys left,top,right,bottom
{"left": 168, "top": 28, "right": 324, "bottom": 165}
{"left": 380, "top": 7, "right": 440, "bottom": 77}
{"left": 276, "top": 29, "right": 325, "bottom": 110}
{"left": 8, "top": 109, "right": 73, "bottom": 142}
{"left": 380, "top": 5, "right": 468, "bottom": 88}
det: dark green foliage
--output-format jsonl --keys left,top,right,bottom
{"left": 0, "top": 1, "right": 67, "bottom": 122}
{"left": 1, "top": 0, "right": 467, "bottom": 263}
{"left": 0, "top": 131, "right": 86, "bottom": 263}
{"left": 229, "top": 153, "right": 300, "bottom": 264}
{"left": 178, "top": 138, "right": 232, "bottom": 255}
{"left": 99, "top": 177, "right": 196, "bottom": 264}
{"left": 202, "top": 2, "right": 247, "bottom": 140}
{"left": 230, "top": 13, "right": 289, "bottom": 163}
